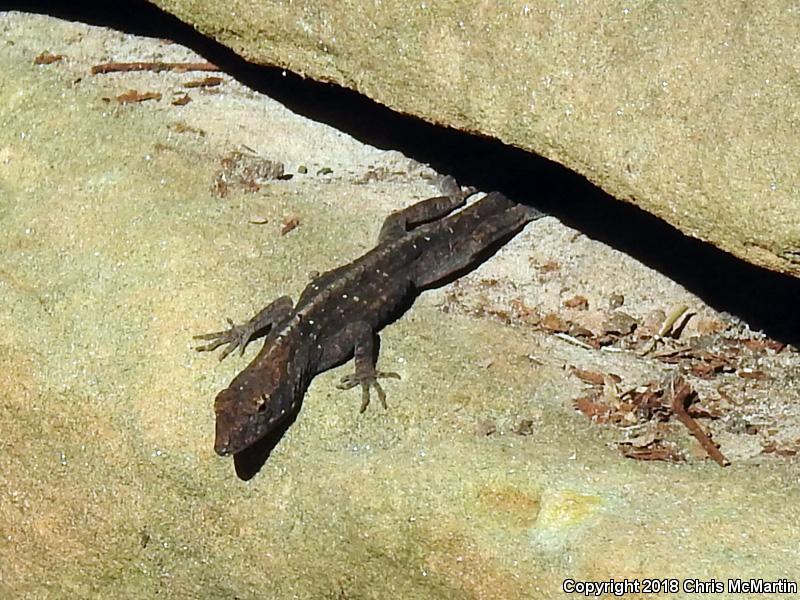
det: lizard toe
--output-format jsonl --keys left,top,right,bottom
{"left": 193, "top": 318, "right": 255, "bottom": 361}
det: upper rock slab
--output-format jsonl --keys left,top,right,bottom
{"left": 150, "top": 0, "right": 800, "bottom": 276}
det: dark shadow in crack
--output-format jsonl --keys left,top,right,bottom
{"left": 16, "top": 0, "right": 800, "bottom": 345}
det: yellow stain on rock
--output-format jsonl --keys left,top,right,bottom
{"left": 476, "top": 485, "right": 542, "bottom": 528}
{"left": 535, "top": 489, "right": 603, "bottom": 531}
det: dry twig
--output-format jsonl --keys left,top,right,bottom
{"left": 553, "top": 332, "right": 594, "bottom": 350}
{"left": 91, "top": 61, "right": 219, "bottom": 75}
{"left": 669, "top": 376, "right": 730, "bottom": 467}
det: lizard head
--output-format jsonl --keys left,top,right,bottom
{"left": 212, "top": 358, "right": 301, "bottom": 456}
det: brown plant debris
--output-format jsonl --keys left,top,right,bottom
{"left": 570, "top": 368, "right": 606, "bottom": 386}
{"left": 741, "top": 338, "right": 785, "bottom": 353}
{"left": 34, "top": 51, "right": 64, "bottom": 65}
{"left": 540, "top": 313, "right": 570, "bottom": 333}
{"left": 737, "top": 368, "right": 768, "bottom": 380}
{"left": 508, "top": 298, "right": 540, "bottom": 324}
{"left": 535, "top": 260, "right": 561, "bottom": 275}
{"left": 619, "top": 440, "right": 684, "bottom": 462}
{"left": 762, "top": 441, "right": 799, "bottom": 457}
{"left": 91, "top": 61, "right": 219, "bottom": 74}
{"left": 563, "top": 295, "right": 588, "bottom": 310}
{"left": 574, "top": 394, "right": 613, "bottom": 423}
{"left": 668, "top": 376, "right": 730, "bottom": 467}
{"left": 573, "top": 373, "right": 730, "bottom": 466}
{"left": 640, "top": 304, "right": 691, "bottom": 355}
{"left": 183, "top": 76, "right": 224, "bottom": 88}
{"left": 211, "top": 151, "right": 286, "bottom": 198}
{"left": 280, "top": 216, "right": 301, "bottom": 236}
{"left": 169, "top": 121, "right": 205, "bottom": 136}
{"left": 655, "top": 347, "right": 737, "bottom": 379}
{"left": 116, "top": 89, "right": 162, "bottom": 104}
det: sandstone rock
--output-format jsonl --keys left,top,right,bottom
{"left": 150, "top": 1, "right": 800, "bottom": 277}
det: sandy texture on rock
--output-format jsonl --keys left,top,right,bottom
{"left": 1, "top": 12, "right": 799, "bottom": 600}
{"left": 147, "top": 0, "right": 800, "bottom": 277}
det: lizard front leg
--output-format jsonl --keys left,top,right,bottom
{"left": 194, "top": 295, "right": 294, "bottom": 360}
{"left": 335, "top": 321, "right": 401, "bottom": 413}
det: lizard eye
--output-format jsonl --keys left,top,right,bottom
{"left": 256, "top": 394, "right": 269, "bottom": 412}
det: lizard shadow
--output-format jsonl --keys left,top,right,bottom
{"left": 232, "top": 409, "right": 299, "bottom": 480}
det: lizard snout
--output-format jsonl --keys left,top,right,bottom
{"left": 214, "top": 435, "right": 233, "bottom": 456}
{"left": 213, "top": 385, "right": 280, "bottom": 455}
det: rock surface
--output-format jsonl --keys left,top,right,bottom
{"left": 147, "top": 0, "right": 800, "bottom": 277}
{"left": 2, "top": 11, "right": 799, "bottom": 600}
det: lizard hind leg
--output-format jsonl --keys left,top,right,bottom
{"left": 335, "top": 321, "right": 401, "bottom": 412}
{"left": 377, "top": 175, "right": 475, "bottom": 242}
{"left": 378, "top": 194, "right": 466, "bottom": 242}
{"left": 413, "top": 196, "right": 544, "bottom": 289}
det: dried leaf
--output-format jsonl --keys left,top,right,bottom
{"left": 570, "top": 368, "right": 606, "bottom": 386}
{"left": 563, "top": 295, "right": 589, "bottom": 310}
{"left": 695, "top": 317, "right": 728, "bottom": 335}
{"left": 762, "top": 443, "right": 798, "bottom": 457}
{"left": 628, "top": 385, "right": 671, "bottom": 421}
{"left": 171, "top": 94, "right": 191, "bottom": 106}
{"left": 619, "top": 430, "right": 657, "bottom": 448}
{"left": 541, "top": 313, "right": 569, "bottom": 333}
{"left": 741, "top": 338, "right": 785, "bottom": 353}
{"left": 567, "top": 323, "right": 594, "bottom": 338}
{"left": 620, "top": 441, "right": 684, "bottom": 462}
{"left": 537, "top": 260, "right": 560, "bottom": 273}
{"left": 574, "top": 394, "right": 611, "bottom": 422}
{"left": 116, "top": 89, "right": 162, "bottom": 104}
{"left": 34, "top": 51, "right": 64, "bottom": 65}
{"left": 608, "top": 402, "right": 639, "bottom": 426}
{"left": 183, "top": 76, "right": 223, "bottom": 88}
{"left": 689, "top": 361, "right": 726, "bottom": 378}
{"left": 737, "top": 369, "right": 767, "bottom": 380}
{"left": 509, "top": 298, "right": 540, "bottom": 322}
{"left": 281, "top": 215, "right": 301, "bottom": 235}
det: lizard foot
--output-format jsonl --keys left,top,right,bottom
{"left": 337, "top": 371, "right": 401, "bottom": 413}
{"left": 193, "top": 318, "right": 256, "bottom": 361}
